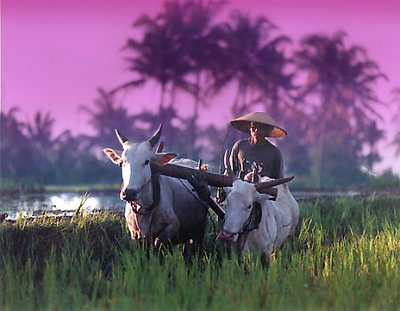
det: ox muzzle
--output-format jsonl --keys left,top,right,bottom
{"left": 120, "top": 189, "right": 138, "bottom": 202}
{"left": 219, "top": 228, "right": 238, "bottom": 242}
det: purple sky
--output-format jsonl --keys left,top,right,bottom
{"left": 2, "top": 0, "right": 400, "bottom": 174}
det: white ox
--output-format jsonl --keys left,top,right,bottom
{"left": 103, "top": 125, "right": 208, "bottom": 251}
{"left": 219, "top": 176, "right": 299, "bottom": 262}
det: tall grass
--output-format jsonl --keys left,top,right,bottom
{"left": 1, "top": 196, "right": 400, "bottom": 310}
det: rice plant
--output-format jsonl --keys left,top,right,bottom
{"left": 1, "top": 195, "right": 400, "bottom": 310}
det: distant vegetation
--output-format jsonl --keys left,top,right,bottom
{"left": 2, "top": 196, "right": 400, "bottom": 310}
{"left": 2, "top": 0, "right": 400, "bottom": 190}
{"left": 365, "top": 169, "right": 400, "bottom": 188}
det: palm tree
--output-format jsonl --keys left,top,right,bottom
{"left": 24, "top": 111, "right": 56, "bottom": 151}
{"left": 80, "top": 88, "right": 141, "bottom": 152}
{"left": 23, "top": 111, "right": 62, "bottom": 182}
{"left": 110, "top": 5, "right": 193, "bottom": 150}
{"left": 111, "top": 1, "right": 227, "bottom": 157}
{"left": 209, "top": 11, "right": 293, "bottom": 117}
{"left": 278, "top": 105, "right": 312, "bottom": 178}
{"left": 391, "top": 87, "right": 400, "bottom": 156}
{"left": 294, "top": 31, "right": 387, "bottom": 186}
{"left": 116, "top": 3, "right": 197, "bottom": 108}
{"left": 0, "top": 107, "right": 34, "bottom": 179}
{"left": 158, "top": 0, "right": 226, "bottom": 156}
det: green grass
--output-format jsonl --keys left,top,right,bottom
{"left": 2, "top": 195, "right": 400, "bottom": 310}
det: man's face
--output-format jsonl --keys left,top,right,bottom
{"left": 249, "top": 122, "right": 271, "bottom": 139}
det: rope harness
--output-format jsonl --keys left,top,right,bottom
{"left": 222, "top": 201, "right": 263, "bottom": 236}
{"left": 129, "top": 170, "right": 206, "bottom": 216}
{"left": 239, "top": 201, "right": 262, "bottom": 234}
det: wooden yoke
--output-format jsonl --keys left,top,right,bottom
{"left": 150, "top": 161, "right": 293, "bottom": 199}
{"left": 150, "top": 161, "right": 235, "bottom": 187}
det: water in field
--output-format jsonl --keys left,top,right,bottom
{"left": 0, "top": 189, "right": 360, "bottom": 220}
{"left": 294, "top": 189, "right": 361, "bottom": 201}
{"left": 0, "top": 191, "right": 124, "bottom": 220}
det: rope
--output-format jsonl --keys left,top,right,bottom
{"left": 178, "top": 178, "right": 208, "bottom": 208}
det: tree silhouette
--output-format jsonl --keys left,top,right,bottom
{"left": 80, "top": 88, "right": 142, "bottom": 152}
{"left": 111, "top": 5, "right": 191, "bottom": 148}
{"left": 295, "top": 31, "right": 386, "bottom": 186}
{"left": 209, "top": 12, "right": 292, "bottom": 117}
{"left": 118, "top": 4, "right": 195, "bottom": 107}
{"left": 110, "top": 1, "right": 227, "bottom": 157}
{"left": 391, "top": 87, "right": 400, "bottom": 156}
{"left": 22, "top": 111, "right": 71, "bottom": 182}
{"left": 278, "top": 105, "right": 312, "bottom": 178}
{"left": 158, "top": 0, "right": 226, "bottom": 156}
{"left": 1, "top": 107, "right": 34, "bottom": 179}
{"left": 24, "top": 111, "right": 56, "bottom": 151}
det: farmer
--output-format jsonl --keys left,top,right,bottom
{"left": 229, "top": 111, "right": 286, "bottom": 179}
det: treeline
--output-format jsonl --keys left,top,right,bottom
{"left": 0, "top": 107, "right": 116, "bottom": 186}
{"left": 2, "top": 0, "right": 399, "bottom": 188}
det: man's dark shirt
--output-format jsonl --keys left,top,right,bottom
{"left": 229, "top": 139, "right": 283, "bottom": 179}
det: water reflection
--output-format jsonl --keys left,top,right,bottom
{"left": 294, "top": 190, "right": 360, "bottom": 201}
{"left": 0, "top": 192, "right": 123, "bottom": 220}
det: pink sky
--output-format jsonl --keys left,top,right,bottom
{"left": 2, "top": 0, "right": 400, "bottom": 174}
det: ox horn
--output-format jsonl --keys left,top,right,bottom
{"left": 255, "top": 176, "right": 294, "bottom": 193}
{"left": 149, "top": 124, "right": 163, "bottom": 148}
{"left": 115, "top": 129, "right": 129, "bottom": 145}
{"left": 156, "top": 141, "right": 164, "bottom": 153}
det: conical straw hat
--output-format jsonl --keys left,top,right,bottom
{"left": 230, "top": 112, "right": 287, "bottom": 138}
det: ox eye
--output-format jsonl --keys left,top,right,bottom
{"left": 144, "top": 160, "right": 150, "bottom": 166}
{"left": 247, "top": 205, "right": 252, "bottom": 209}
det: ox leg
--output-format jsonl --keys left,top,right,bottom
{"left": 155, "top": 224, "right": 179, "bottom": 252}
{"left": 237, "top": 232, "right": 250, "bottom": 259}
{"left": 192, "top": 222, "right": 206, "bottom": 258}
{"left": 153, "top": 238, "right": 163, "bottom": 258}
{"left": 183, "top": 233, "right": 205, "bottom": 264}
{"left": 260, "top": 243, "right": 274, "bottom": 268}
{"left": 260, "top": 252, "right": 270, "bottom": 268}
{"left": 183, "top": 239, "right": 196, "bottom": 265}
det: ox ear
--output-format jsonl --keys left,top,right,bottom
{"left": 151, "top": 152, "right": 177, "bottom": 165}
{"left": 254, "top": 192, "right": 271, "bottom": 202}
{"left": 103, "top": 148, "right": 123, "bottom": 166}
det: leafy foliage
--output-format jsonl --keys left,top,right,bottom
{"left": 0, "top": 107, "right": 118, "bottom": 188}
{"left": 294, "top": 32, "right": 387, "bottom": 186}
{"left": 1, "top": 1, "right": 396, "bottom": 188}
